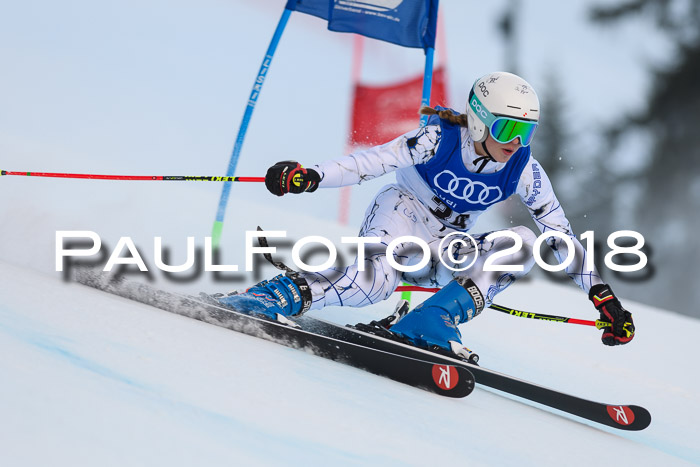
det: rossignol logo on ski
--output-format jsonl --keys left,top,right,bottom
{"left": 431, "top": 364, "right": 458, "bottom": 391}
{"left": 606, "top": 405, "right": 635, "bottom": 426}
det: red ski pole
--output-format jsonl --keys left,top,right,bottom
{"left": 394, "top": 285, "right": 604, "bottom": 328}
{"left": 1, "top": 170, "right": 264, "bottom": 183}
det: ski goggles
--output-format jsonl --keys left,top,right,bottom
{"left": 469, "top": 93, "right": 538, "bottom": 147}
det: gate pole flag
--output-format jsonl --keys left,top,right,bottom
{"left": 212, "top": 0, "right": 439, "bottom": 246}
{"left": 285, "top": 0, "right": 439, "bottom": 50}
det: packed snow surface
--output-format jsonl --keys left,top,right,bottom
{"left": 1, "top": 1, "right": 697, "bottom": 464}
{"left": 0, "top": 188, "right": 698, "bottom": 466}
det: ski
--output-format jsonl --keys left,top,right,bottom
{"left": 73, "top": 270, "right": 651, "bottom": 430}
{"left": 300, "top": 319, "right": 652, "bottom": 431}
{"left": 73, "top": 270, "right": 475, "bottom": 398}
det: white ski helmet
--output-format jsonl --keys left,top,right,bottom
{"left": 466, "top": 71, "right": 540, "bottom": 146}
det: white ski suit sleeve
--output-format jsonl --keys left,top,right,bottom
{"left": 516, "top": 158, "right": 603, "bottom": 292}
{"left": 312, "top": 126, "right": 439, "bottom": 188}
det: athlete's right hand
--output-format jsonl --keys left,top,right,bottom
{"left": 265, "top": 160, "right": 320, "bottom": 196}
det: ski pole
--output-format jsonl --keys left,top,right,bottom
{"left": 394, "top": 285, "right": 609, "bottom": 329}
{"left": 0, "top": 170, "right": 264, "bottom": 182}
{"left": 491, "top": 303, "right": 636, "bottom": 336}
{"left": 487, "top": 303, "right": 605, "bottom": 328}
{"left": 396, "top": 285, "right": 440, "bottom": 293}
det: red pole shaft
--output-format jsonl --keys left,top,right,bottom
{"left": 232, "top": 177, "right": 265, "bottom": 182}
{"left": 568, "top": 318, "right": 598, "bottom": 326}
{"left": 3, "top": 171, "right": 162, "bottom": 180}
{"left": 395, "top": 285, "right": 440, "bottom": 293}
{"left": 1, "top": 171, "right": 264, "bottom": 182}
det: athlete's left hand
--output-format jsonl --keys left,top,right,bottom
{"left": 589, "top": 284, "right": 635, "bottom": 346}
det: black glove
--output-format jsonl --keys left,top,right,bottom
{"left": 265, "top": 160, "right": 320, "bottom": 197}
{"left": 589, "top": 284, "right": 635, "bottom": 346}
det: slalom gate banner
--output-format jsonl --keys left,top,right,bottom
{"left": 284, "top": 0, "right": 439, "bottom": 49}
{"left": 350, "top": 66, "right": 447, "bottom": 146}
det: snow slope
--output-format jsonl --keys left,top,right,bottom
{"left": 0, "top": 119, "right": 697, "bottom": 466}
{"left": 1, "top": 260, "right": 699, "bottom": 466}
{"left": 0, "top": 166, "right": 698, "bottom": 466}
{"left": 1, "top": 1, "right": 698, "bottom": 465}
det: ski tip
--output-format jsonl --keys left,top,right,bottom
{"left": 605, "top": 404, "right": 652, "bottom": 431}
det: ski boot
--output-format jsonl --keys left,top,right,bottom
{"left": 213, "top": 274, "right": 312, "bottom": 325}
{"left": 388, "top": 277, "right": 484, "bottom": 364}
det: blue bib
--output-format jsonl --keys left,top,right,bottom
{"left": 414, "top": 109, "right": 530, "bottom": 213}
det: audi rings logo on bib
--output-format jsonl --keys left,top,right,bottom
{"left": 434, "top": 170, "right": 503, "bottom": 205}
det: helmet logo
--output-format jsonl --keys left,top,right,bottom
{"left": 470, "top": 97, "right": 489, "bottom": 121}
{"left": 478, "top": 82, "right": 489, "bottom": 97}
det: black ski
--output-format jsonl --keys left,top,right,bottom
{"left": 74, "top": 271, "right": 651, "bottom": 430}
{"left": 74, "top": 271, "right": 474, "bottom": 398}
{"left": 298, "top": 319, "right": 652, "bottom": 431}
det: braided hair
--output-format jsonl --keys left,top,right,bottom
{"left": 419, "top": 106, "right": 469, "bottom": 127}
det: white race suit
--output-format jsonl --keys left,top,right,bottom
{"left": 301, "top": 122, "right": 602, "bottom": 316}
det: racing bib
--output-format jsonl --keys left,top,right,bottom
{"left": 414, "top": 109, "right": 530, "bottom": 213}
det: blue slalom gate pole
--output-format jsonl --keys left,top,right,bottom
{"left": 402, "top": 46, "right": 435, "bottom": 304}
{"left": 419, "top": 47, "right": 435, "bottom": 127}
{"left": 211, "top": 8, "right": 293, "bottom": 248}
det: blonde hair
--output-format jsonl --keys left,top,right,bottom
{"left": 419, "top": 106, "right": 469, "bottom": 127}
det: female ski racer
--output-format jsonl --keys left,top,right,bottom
{"left": 216, "top": 71, "right": 635, "bottom": 359}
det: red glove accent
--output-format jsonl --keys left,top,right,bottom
{"left": 589, "top": 284, "right": 635, "bottom": 346}
{"left": 265, "top": 161, "right": 320, "bottom": 196}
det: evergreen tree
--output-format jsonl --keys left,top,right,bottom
{"left": 589, "top": 0, "right": 700, "bottom": 315}
{"left": 532, "top": 70, "right": 567, "bottom": 181}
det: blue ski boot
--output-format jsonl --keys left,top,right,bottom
{"left": 389, "top": 277, "right": 484, "bottom": 363}
{"left": 216, "top": 274, "right": 312, "bottom": 324}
